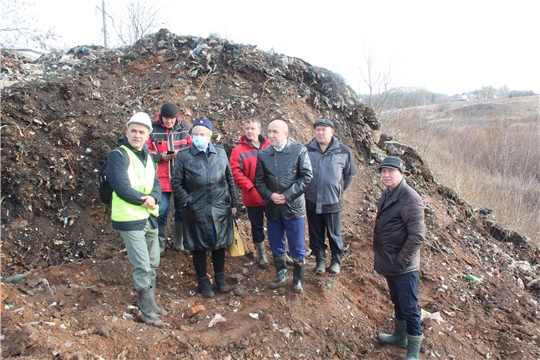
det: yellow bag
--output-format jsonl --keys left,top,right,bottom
{"left": 228, "top": 219, "right": 245, "bottom": 257}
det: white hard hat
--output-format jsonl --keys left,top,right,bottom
{"left": 127, "top": 112, "right": 153, "bottom": 133}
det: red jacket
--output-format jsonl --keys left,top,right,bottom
{"left": 146, "top": 113, "right": 192, "bottom": 192}
{"left": 229, "top": 134, "right": 270, "bottom": 206}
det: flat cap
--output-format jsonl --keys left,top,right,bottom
{"left": 313, "top": 119, "right": 334, "bottom": 129}
{"left": 379, "top": 156, "right": 404, "bottom": 173}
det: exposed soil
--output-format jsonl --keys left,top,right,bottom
{"left": 1, "top": 29, "right": 539, "bottom": 359}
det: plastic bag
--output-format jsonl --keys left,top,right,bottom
{"left": 228, "top": 219, "right": 245, "bottom": 257}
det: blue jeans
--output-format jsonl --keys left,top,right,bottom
{"left": 157, "top": 192, "right": 182, "bottom": 227}
{"left": 385, "top": 271, "right": 422, "bottom": 336}
{"left": 267, "top": 214, "right": 306, "bottom": 260}
{"left": 247, "top": 206, "right": 265, "bottom": 244}
{"left": 307, "top": 210, "right": 345, "bottom": 254}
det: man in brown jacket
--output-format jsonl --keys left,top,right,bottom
{"left": 373, "top": 156, "right": 425, "bottom": 360}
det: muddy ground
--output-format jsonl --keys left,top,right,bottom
{"left": 1, "top": 29, "right": 539, "bottom": 359}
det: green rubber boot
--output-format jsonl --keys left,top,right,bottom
{"left": 405, "top": 333, "right": 423, "bottom": 360}
{"left": 378, "top": 318, "right": 407, "bottom": 348}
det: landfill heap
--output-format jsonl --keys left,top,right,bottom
{"left": 1, "top": 28, "right": 539, "bottom": 359}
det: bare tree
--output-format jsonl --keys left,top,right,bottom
{"left": 358, "top": 41, "right": 401, "bottom": 116}
{"left": 480, "top": 85, "right": 497, "bottom": 99}
{"left": 109, "top": 1, "right": 168, "bottom": 47}
{"left": 0, "top": 0, "right": 58, "bottom": 52}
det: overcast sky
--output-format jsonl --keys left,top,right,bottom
{"left": 34, "top": 0, "right": 540, "bottom": 95}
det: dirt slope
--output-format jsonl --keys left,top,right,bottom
{"left": 1, "top": 29, "right": 539, "bottom": 359}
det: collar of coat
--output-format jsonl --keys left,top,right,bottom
{"left": 188, "top": 142, "right": 217, "bottom": 156}
{"left": 380, "top": 179, "right": 407, "bottom": 212}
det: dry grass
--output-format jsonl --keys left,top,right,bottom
{"left": 380, "top": 96, "right": 540, "bottom": 244}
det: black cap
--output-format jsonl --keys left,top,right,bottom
{"left": 313, "top": 119, "right": 334, "bottom": 129}
{"left": 379, "top": 156, "right": 404, "bottom": 174}
{"left": 161, "top": 102, "right": 178, "bottom": 118}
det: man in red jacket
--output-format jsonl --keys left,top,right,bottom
{"left": 146, "top": 102, "right": 192, "bottom": 254}
{"left": 229, "top": 118, "right": 271, "bottom": 268}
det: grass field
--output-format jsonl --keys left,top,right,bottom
{"left": 379, "top": 95, "right": 540, "bottom": 244}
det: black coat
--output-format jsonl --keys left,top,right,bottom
{"left": 373, "top": 179, "right": 425, "bottom": 276}
{"left": 171, "top": 144, "right": 237, "bottom": 251}
{"left": 254, "top": 139, "right": 313, "bottom": 220}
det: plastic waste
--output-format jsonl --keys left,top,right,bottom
{"left": 3, "top": 274, "right": 29, "bottom": 284}
{"left": 466, "top": 273, "right": 482, "bottom": 283}
{"left": 208, "top": 313, "right": 227, "bottom": 327}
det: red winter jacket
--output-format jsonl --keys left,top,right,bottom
{"left": 229, "top": 134, "right": 270, "bottom": 207}
{"left": 146, "top": 113, "right": 192, "bottom": 192}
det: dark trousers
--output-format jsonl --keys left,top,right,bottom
{"left": 385, "top": 271, "right": 422, "bottom": 336}
{"left": 267, "top": 214, "right": 306, "bottom": 260}
{"left": 307, "top": 210, "right": 345, "bottom": 255}
{"left": 246, "top": 206, "right": 265, "bottom": 244}
{"left": 192, "top": 248, "right": 225, "bottom": 279}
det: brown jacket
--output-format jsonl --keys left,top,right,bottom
{"left": 373, "top": 179, "right": 425, "bottom": 276}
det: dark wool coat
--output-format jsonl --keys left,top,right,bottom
{"left": 171, "top": 143, "right": 238, "bottom": 251}
{"left": 373, "top": 179, "right": 425, "bottom": 276}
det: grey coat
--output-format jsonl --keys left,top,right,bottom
{"left": 373, "top": 179, "right": 425, "bottom": 276}
{"left": 171, "top": 144, "right": 237, "bottom": 251}
{"left": 304, "top": 136, "right": 356, "bottom": 214}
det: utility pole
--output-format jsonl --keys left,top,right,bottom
{"left": 96, "top": 0, "right": 109, "bottom": 48}
{"left": 102, "top": 0, "right": 108, "bottom": 48}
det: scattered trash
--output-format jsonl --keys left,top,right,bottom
{"left": 326, "top": 279, "right": 336, "bottom": 290}
{"left": 208, "top": 313, "right": 226, "bottom": 327}
{"left": 466, "top": 274, "right": 482, "bottom": 284}
{"left": 122, "top": 312, "right": 134, "bottom": 321}
{"left": 249, "top": 312, "right": 259, "bottom": 320}
{"left": 279, "top": 327, "right": 293, "bottom": 338}
{"left": 420, "top": 309, "right": 445, "bottom": 324}
{"left": 3, "top": 273, "right": 29, "bottom": 284}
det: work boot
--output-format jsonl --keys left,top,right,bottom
{"left": 214, "top": 272, "right": 231, "bottom": 292}
{"left": 158, "top": 225, "right": 168, "bottom": 254}
{"left": 136, "top": 288, "right": 165, "bottom": 327}
{"left": 378, "top": 318, "right": 408, "bottom": 348}
{"left": 292, "top": 258, "right": 306, "bottom": 294}
{"left": 255, "top": 242, "right": 269, "bottom": 269}
{"left": 269, "top": 255, "right": 289, "bottom": 288}
{"left": 284, "top": 253, "right": 294, "bottom": 267}
{"left": 405, "top": 333, "right": 423, "bottom": 360}
{"left": 198, "top": 276, "right": 214, "bottom": 298}
{"left": 328, "top": 252, "right": 343, "bottom": 274}
{"left": 313, "top": 250, "right": 326, "bottom": 275}
{"left": 150, "top": 279, "right": 168, "bottom": 317}
{"left": 173, "top": 222, "right": 189, "bottom": 254}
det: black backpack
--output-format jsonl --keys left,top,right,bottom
{"left": 98, "top": 147, "right": 127, "bottom": 204}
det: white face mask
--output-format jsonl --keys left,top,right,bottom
{"left": 192, "top": 135, "right": 209, "bottom": 149}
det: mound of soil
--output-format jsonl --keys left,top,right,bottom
{"left": 1, "top": 29, "right": 539, "bottom": 359}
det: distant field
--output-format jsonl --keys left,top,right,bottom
{"left": 379, "top": 95, "right": 540, "bottom": 244}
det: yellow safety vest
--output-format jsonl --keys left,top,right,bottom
{"left": 111, "top": 145, "right": 158, "bottom": 222}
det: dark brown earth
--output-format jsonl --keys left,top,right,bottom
{"left": 1, "top": 29, "right": 539, "bottom": 359}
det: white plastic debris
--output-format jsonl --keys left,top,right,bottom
{"left": 420, "top": 309, "right": 445, "bottom": 324}
{"left": 208, "top": 313, "right": 226, "bottom": 327}
{"left": 249, "top": 312, "right": 259, "bottom": 320}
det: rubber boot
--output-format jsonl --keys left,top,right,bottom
{"left": 292, "top": 258, "right": 306, "bottom": 294}
{"left": 150, "top": 279, "right": 168, "bottom": 317}
{"left": 215, "top": 272, "right": 230, "bottom": 293}
{"left": 405, "top": 333, "right": 423, "bottom": 360}
{"left": 313, "top": 250, "right": 326, "bottom": 275}
{"left": 378, "top": 318, "right": 407, "bottom": 348}
{"left": 284, "top": 253, "right": 294, "bottom": 267}
{"left": 198, "top": 276, "right": 214, "bottom": 298}
{"left": 158, "top": 225, "right": 168, "bottom": 254}
{"left": 136, "top": 288, "right": 165, "bottom": 327}
{"left": 255, "top": 242, "right": 269, "bottom": 269}
{"left": 269, "top": 255, "right": 289, "bottom": 288}
{"left": 173, "top": 222, "right": 189, "bottom": 254}
{"left": 328, "top": 252, "right": 343, "bottom": 274}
